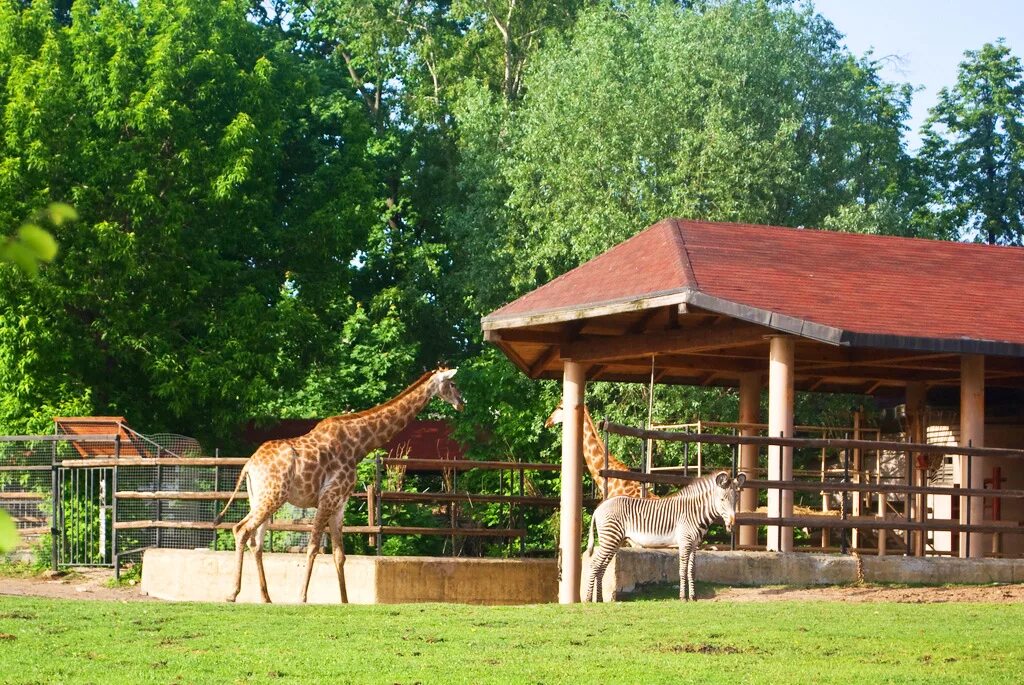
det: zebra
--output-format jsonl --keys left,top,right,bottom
{"left": 583, "top": 470, "right": 746, "bottom": 602}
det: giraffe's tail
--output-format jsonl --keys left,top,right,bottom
{"left": 212, "top": 462, "right": 249, "bottom": 525}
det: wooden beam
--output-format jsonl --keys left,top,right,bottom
{"left": 615, "top": 354, "right": 763, "bottom": 375}
{"left": 484, "top": 329, "right": 562, "bottom": 345}
{"left": 528, "top": 346, "right": 560, "bottom": 378}
{"left": 562, "top": 320, "right": 768, "bottom": 362}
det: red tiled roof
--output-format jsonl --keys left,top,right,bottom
{"left": 483, "top": 219, "right": 1024, "bottom": 355}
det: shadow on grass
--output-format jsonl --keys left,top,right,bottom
{"left": 618, "top": 580, "right": 726, "bottom": 602}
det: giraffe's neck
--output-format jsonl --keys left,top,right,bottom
{"left": 581, "top": 408, "right": 609, "bottom": 490}
{"left": 319, "top": 372, "right": 438, "bottom": 454}
{"left": 581, "top": 408, "right": 632, "bottom": 483}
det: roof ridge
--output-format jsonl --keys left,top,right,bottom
{"left": 669, "top": 218, "right": 699, "bottom": 290}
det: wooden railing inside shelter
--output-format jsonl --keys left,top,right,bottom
{"left": 599, "top": 420, "right": 1024, "bottom": 558}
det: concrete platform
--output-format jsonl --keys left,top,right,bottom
{"left": 141, "top": 548, "right": 557, "bottom": 605}
{"left": 583, "top": 548, "right": 1024, "bottom": 601}
{"left": 141, "top": 547, "right": 1024, "bottom": 604}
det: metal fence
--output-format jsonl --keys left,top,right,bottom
{"left": 2, "top": 427, "right": 574, "bottom": 576}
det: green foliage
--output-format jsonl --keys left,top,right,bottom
{"left": 451, "top": 0, "right": 917, "bottom": 304}
{"left": 0, "top": 509, "right": 18, "bottom": 552}
{"left": 106, "top": 560, "right": 141, "bottom": 586}
{"left": 0, "top": 0, "right": 376, "bottom": 443}
{"left": 0, "top": 203, "right": 73, "bottom": 276}
{"left": 919, "top": 41, "right": 1024, "bottom": 245}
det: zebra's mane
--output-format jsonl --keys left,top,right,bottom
{"left": 666, "top": 471, "right": 729, "bottom": 501}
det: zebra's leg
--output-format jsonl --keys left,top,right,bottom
{"left": 583, "top": 562, "right": 596, "bottom": 603}
{"left": 589, "top": 541, "right": 620, "bottom": 603}
{"left": 678, "top": 543, "right": 688, "bottom": 601}
{"left": 686, "top": 543, "right": 697, "bottom": 601}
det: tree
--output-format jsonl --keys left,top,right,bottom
{"left": 0, "top": 203, "right": 73, "bottom": 555}
{"left": 491, "top": 0, "right": 917, "bottom": 288}
{"left": 446, "top": 0, "right": 915, "bottom": 451}
{"left": 919, "top": 41, "right": 1024, "bottom": 245}
{"left": 0, "top": 0, "right": 375, "bottom": 440}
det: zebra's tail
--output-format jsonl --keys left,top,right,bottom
{"left": 586, "top": 513, "right": 596, "bottom": 555}
{"left": 212, "top": 462, "right": 248, "bottom": 525}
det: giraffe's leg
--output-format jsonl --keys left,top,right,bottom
{"left": 227, "top": 491, "right": 283, "bottom": 603}
{"left": 251, "top": 519, "right": 271, "bottom": 603}
{"left": 328, "top": 499, "right": 349, "bottom": 604}
{"left": 300, "top": 506, "right": 332, "bottom": 604}
{"left": 228, "top": 515, "right": 253, "bottom": 603}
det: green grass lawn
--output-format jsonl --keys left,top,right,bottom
{"left": 1, "top": 594, "right": 1022, "bottom": 685}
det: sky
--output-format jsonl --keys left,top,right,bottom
{"left": 811, "top": 0, "right": 1024, "bottom": 151}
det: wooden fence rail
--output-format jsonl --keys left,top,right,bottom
{"left": 597, "top": 419, "right": 1024, "bottom": 554}
{"left": 599, "top": 419, "right": 1024, "bottom": 459}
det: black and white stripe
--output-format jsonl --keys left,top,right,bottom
{"left": 584, "top": 470, "right": 746, "bottom": 602}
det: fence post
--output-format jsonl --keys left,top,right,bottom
{"left": 841, "top": 448, "right": 849, "bottom": 555}
{"left": 50, "top": 430, "right": 59, "bottom": 572}
{"left": 519, "top": 464, "right": 526, "bottom": 557}
{"left": 113, "top": 434, "right": 120, "bottom": 580}
{"left": 374, "top": 450, "right": 383, "bottom": 556}
{"left": 965, "top": 440, "right": 972, "bottom": 559}
{"left": 731, "top": 444, "right": 738, "bottom": 552}
{"left": 155, "top": 446, "right": 163, "bottom": 550}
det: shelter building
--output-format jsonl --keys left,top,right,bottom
{"left": 482, "top": 218, "right": 1024, "bottom": 603}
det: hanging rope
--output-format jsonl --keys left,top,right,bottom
{"left": 643, "top": 355, "right": 656, "bottom": 497}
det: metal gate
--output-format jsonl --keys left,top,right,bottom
{"left": 54, "top": 465, "right": 115, "bottom": 568}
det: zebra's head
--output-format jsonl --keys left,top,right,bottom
{"left": 713, "top": 472, "right": 746, "bottom": 532}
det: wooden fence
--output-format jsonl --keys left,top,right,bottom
{"left": 600, "top": 420, "right": 1024, "bottom": 557}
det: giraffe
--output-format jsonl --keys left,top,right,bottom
{"left": 215, "top": 367, "right": 464, "bottom": 604}
{"left": 545, "top": 403, "right": 657, "bottom": 500}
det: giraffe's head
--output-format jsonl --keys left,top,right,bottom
{"left": 432, "top": 368, "right": 464, "bottom": 411}
{"left": 712, "top": 471, "right": 746, "bottom": 532}
{"left": 544, "top": 402, "right": 564, "bottom": 428}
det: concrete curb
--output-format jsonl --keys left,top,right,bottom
{"left": 584, "top": 549, "right": 1024, "bottom": 600}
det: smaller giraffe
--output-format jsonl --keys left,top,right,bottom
{"left": 545, "top": 403, "right": 657, "bottom": 500}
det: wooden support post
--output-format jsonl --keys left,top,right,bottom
{"left": 559, "top": 361, "right": 585, "bottom": 603}
{"left": 852, "top": 409, "right": 862, "bottom": 550}
{"left": 959, "top": 355, "right": 985, "bottom": 558}
{"left": 906, "top": 382, "right": 927, "bottom": 557}
{"left": 767, "top": 336, "right": 794, "bottom": 553}
{"left": 877, "top": 449, "right": 886, "bottom": 556}
{"left": 738, "top": 372, "right": 760, "bottom": 548}
{"left": 820, "top": 447, "right": 830, "bottom": 549}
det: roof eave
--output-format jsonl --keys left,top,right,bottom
{"left": 482, "top": 288, "right": 1024, "bottom": 358}
{"left": 481, "top": 289, "right": 694, "bottom": 331}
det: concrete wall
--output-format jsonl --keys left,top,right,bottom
{"left": 140, "top": 549, "right": 557, "bottom": 605}
{"left": 142, "top": 548, "right": 1024, "bottom": 605}
{"left": 581, "top": 548, "right": 1024, "bottom": 601}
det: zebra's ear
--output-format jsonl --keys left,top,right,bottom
{"left": 734, "top": 473, "right": 747, "bottom": 488}
{"left": 715, "top": 472, "right": 730, "bottom": 488}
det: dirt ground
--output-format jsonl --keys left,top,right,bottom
{"left": 2, "top": 568, "right": 1024, "bottom": 603}
{"left": 0, "top": 568, "right": 156, "bottom": 602}
{"left": 707, "top": 583, "right": 1024, "bottom": 603}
